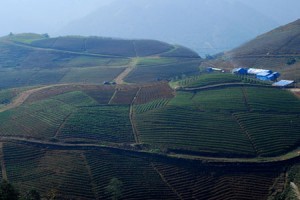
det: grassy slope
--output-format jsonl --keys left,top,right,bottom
{"left": 210, "top": 19, "right": 300, "bottom": 81}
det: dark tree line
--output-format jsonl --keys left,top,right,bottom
{"left": 0, "top": 180, "right": 40, "bottom": 200}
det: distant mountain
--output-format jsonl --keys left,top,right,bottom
{"left": 59, "top": 0, "right": 278, "bottom": 56}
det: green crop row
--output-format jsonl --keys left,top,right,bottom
{"left": 135, "top": 106, "right": 256, "bottom": 157}
{"left": 235, "top": 112, "right": 300, "bottom": 156}
{"left": 135, "top": 86, "right": 300, "bottom": 157}
{"left": 0, "top": 99, "right": 74, "bottom": 139}
{"left": 58, "top": 105, "right": 134, "bottom": 144}
{"left": 125, "top": 59, "right": 201, "bottom": 83}
{"left": 134, "top": 99, "right": 170, "bottom": 114}
{"left": 153, "top": 162, "right": 280, "bottom": 200}
{"left": 3, "top": 143, "right": 95, "bottom": 199}
{"left": 177, "top": 73, "right": 243, "bottom": 88}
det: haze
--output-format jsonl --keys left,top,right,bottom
{"left": 0, "top": 0, "right": 113, "bottom": 35}
{"left": 0, "top": 0, "right": 299, "bottom": 55}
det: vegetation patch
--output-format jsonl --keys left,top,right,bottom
{"left": 58, "top": 105, "right": 134, "bottom": 143}
{"left": 125, "top": 59, "right": 201, "bottom": 83}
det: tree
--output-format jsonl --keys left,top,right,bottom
{"left": 105, "top": 178, "right": 123, "bottom": 200}
{"left": 287, "top": 58, "right": 296, "bottom": 65}
{"left": 0, "top": 180, "right": 19, "bottom": 200}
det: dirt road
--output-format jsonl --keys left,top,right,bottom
{"left": 114, "top": 58, "right": 138, "bottom": 84}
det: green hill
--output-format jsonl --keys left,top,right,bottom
{"left": 0, "top": 34, "right": 201, "bottom": 89}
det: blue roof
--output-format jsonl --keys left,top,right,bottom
{"left": 272, "top": 80, "right": 295, "bottom": 87}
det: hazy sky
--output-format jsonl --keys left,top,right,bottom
{"left": 0, "top": 0, "right": 114, "bottom": 36}
{"left": 0, "top": 0, "right": 299, "bottom": 38}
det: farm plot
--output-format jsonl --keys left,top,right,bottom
{"left": 60, "top": 66, "right": 125, "bottom": 84}
{"left": 134, "top": 82, "right": 174, "bottom": 104}
{"left": 49, "top": 37, "right": 86, "bottom": 52}
{"left": 3, "top": 143, "right": 95, "bottom": 199}
{"left": 2, "top": 142, "right": 179, "bottom": 199}
{"left": 57, "top": 105, "right": 134, "bottom": 144}
{"left": 134, "top": 40, "right": 173, "bottom": 57}
{"left": 135, "top": 106, "right": 256, "bottom": 157}
{"left": 84, "top": 150, "right": 178, "bottom": 200}
{"left": 85, "top": 38, "right": 136, "bottom": 57}
{"left": 177, "top": 73, "right": 243, "bottom": 88}
{"left": 160, "top": 45, "right": 200, "bottom": 58}
{"left": 0, "top": 42, "right": 33, "bottom": 68}
{"left": 135, "top": 86, "right": 300, "bottom": 157}
{"left": 234, "top": 112, "right": 300, "bottom": 156}
{"left": 109, "top": 86, "right": 139, "bottom": 105}
{"left": 124, "top": 59, "right": 201, "bottom": 83}
{"left": 245, "top": 87, "right": 300, "bottom": 113}
{"left": 191, "top": 88, "right": 248, "bottom": 112}
{"left": 0, "top": 99, "right": 74, "bottom": 139}
{"left": 51, "top": 91, "right": 99, "bottom": 107}
{"left": 152, "top": 162, "right": 282, "bottom": 200}
{"left": 83, "top": 86, "right": 115, "bottom": 104}
{"left": 136, "top": 57, "right": 178, "bottom": 67}
{"left": 25, "top": 84, "right": 115, "bottom": 104}
{"left": 134, "top": 98, "right": 170, "bottom": 114}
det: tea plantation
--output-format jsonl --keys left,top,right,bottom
{"left": 0, "top": 33, "right": 299, "bottom": 199}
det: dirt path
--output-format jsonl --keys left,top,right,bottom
{"left": 54, "top": 112, "right": 73, "bottom": 138}
{"left": 114, "top": 58, "right": 138, "bottom": 84}
{"left": 178, "top": 82, "right": 272, "bottom": 91}
{"left": 1, "top": 136, "right": 300, "bottom": 164}
{"left": 0, "top": 84, "right": 70, "bottom": 113}
{"left": 130, "top": 87, "right": 142, "bottom": 143}
{"left": 290, "top": 88, "right": 300, "bottom": 98}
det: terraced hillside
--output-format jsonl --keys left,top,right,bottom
{"left": 0, "top": 34, "right": 201, "bottom": 89}
{"left": 0, "top": 141, "right": 286, "bottom": 200}
{"left": 0, "top": 33, "right": 300, "bottom": 199}
{"left": 0, "top": 76, "right": 299, "bottom": 157}
{"left": 208, "top": 19, "right": 300, "bottom": 82}
{"left": 0, "top": 73, "right": 298, "bottom": 199}
{"left": 134, "top": 86, "right": 300, "bottom": 157}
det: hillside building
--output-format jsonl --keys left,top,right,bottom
{"left": 272, "top": 80, "right": 295, "bottom": 88}
{"left": 256, "top": 72, "right": 280, "bottom": 81}
{"left": 247, "top": 68, "right": 272, "bottom": 75}
{"left": 232, "top": 67, "right": 280, "bottom": 82}
{"left": 232, "top": 68, "right": 247, "bottom": 75}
